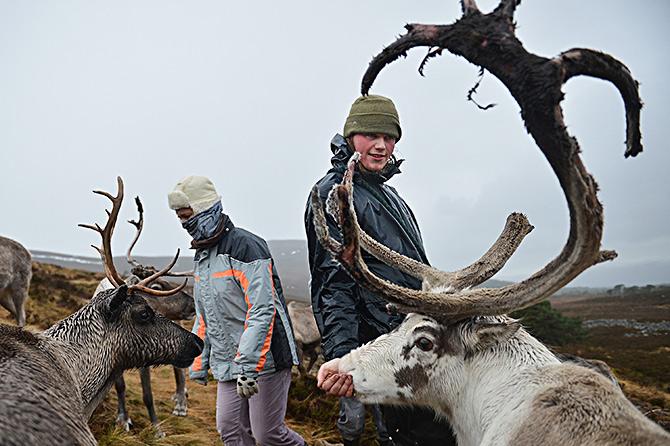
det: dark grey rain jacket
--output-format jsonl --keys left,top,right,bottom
{"left": 304, "top": 134, "right": 429, "bottom": 360}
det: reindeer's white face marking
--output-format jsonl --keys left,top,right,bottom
{"left": 339, "top": 313, "right": 521, "bottom": 409}
{"left": 339, "top": 314, "right": 466, "bottom": 405}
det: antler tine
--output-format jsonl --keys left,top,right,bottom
{"left": 362, "top": 24, "right": 448, "bottom": 95}
{"left": 310, "top": 187, "right": 344, "bottom": 255}
{"left": 164, "top": 270, "right": 195, "bottom": 277}
{"left": 359, "top": 211, "right": 533, "bottom": 292}
{"left": 128, "top": 278, "right": 189, "bottom": 297}
{"left": 128, "top": 249, "right": 188, "bottom": 297}
{"left": 461, "top": 0, "right": 480, "bottom": 15}
{"left": 557, "top": 48, "right": 643, "bottom": 158}
{"left": 78, "top": 176, "right": 126, "bottom": 287}
{"left": 493, "top": 0, "right": 521, "bottom": 19}
{"left": 126, "top": 196, "right": 144, "bottom": 268}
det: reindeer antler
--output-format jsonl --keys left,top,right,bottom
{"left": 126, "top": 196, "right": 144, "bottom": 269}
{"left": 79, "top": 176, "right": 126, "bottom": 287}
{"left": 81, "top": 177, "right": 190, "bottom": 296}
{"left": 314, "top": 1, "right": 641, "bottom": 320}
{"left": 127, "top": 249, "right": 188, "bottom": 296}
{"left": 126, "top": 196, "right": 194, "bottom": 280}
{"left": 315, "top": 156, "right": 534, "bottom": 293}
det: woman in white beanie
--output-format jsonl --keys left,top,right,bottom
{"left": 169, "top": 176, "right": 305, "bottom": 446}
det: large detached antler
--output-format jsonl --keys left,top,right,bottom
{"left": 314, "top": 1, "right": 642, "bottom": 321}
{"left": 80, "top": 177, "right": 188, "bottom": 297}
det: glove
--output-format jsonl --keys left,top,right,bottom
{"left": 236, "top": 374, "right": 259, "bottom": 398}
{"left": 192, "top": 376, "right": 208, "bottom": 386}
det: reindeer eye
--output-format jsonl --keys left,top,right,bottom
{"left": 138, "top": 309, "right": 153, "bottom": 322}
{"left": 415, "top": 337, "right": 434, "bottom": 352}
{"left": 149, "top": 283, "right": 162, "bottom": 291}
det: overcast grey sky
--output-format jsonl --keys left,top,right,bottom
{"left": 1, "top": 0, "right": 668, "bottom": 287}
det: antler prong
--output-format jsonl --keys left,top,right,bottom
{"left": 130, "top": 249, "right": 182, "bottom": 290}
{"left": 126, "top": 196, "right": 145, "bottom": 268}
{"left": 79, "top": 177, "right": 126, "bottom": 287}
{"left": 557, "top": 48, "right": 643, "bottom": 158}
{"left": 493, "top": 0, "right": 521, "bottom": 20}
{"left": 129, "top": 278, "right": 189, "bottom": 297}
{"left": 461, "top": 0, "right": 480, "bottom": 15}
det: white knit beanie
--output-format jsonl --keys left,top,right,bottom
{"left": 168, "top": 176, "right": 221, "bottom": 216}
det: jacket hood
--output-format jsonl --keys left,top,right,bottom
{"left": 329, "top": 134, "right": 404, "bottom": 183}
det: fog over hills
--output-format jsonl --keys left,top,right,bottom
{"left": 30, "top": 240, "right": 312, "bottom": 302}
{"left": 30, "top": 239, "right": 669, "bottom": 302}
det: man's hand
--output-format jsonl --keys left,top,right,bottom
{"left": 236, "top": 374, "right": 259, "bottom": 398}
{"left": 317, "top": 358, "right": 354, "bottom": 398}
{"left": 191, "top": 376, "right": 208, "bottom": 386}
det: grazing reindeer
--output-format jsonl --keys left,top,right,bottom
{"left": 312, "top": 2, "right": 669, "bottom": 445}
{"left": 0, "top": 236, "right": 31, "bottom": 327}
{"left": 85, "top": 181, "right": 195, "bottom": 436}
{"left": 0, "top": 263, "right": 202, "bottom": 445}
{"left": 287, "top": 300, "right": 322, "bottom": 375}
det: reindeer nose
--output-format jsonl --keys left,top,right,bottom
{"left": 188, "top": 335, "right": 204, "bottom": 358}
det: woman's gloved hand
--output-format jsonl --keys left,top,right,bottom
{"left": 236, "top": 374, "right": 259, "bottom": 398}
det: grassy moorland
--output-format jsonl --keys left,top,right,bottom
{"left": 550, "top": 287, "right": 670, "bottom": 429}
{"left": 0, "top": 263, "right": 667, "bottom": 444}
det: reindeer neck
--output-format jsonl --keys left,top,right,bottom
{"left": 42, "top": 304, "right": 119, "bottom": 419}
{"left": 447, "top": 329, "right": 559, "bottom": 446}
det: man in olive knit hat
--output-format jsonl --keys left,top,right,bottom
{"left": 305, "top": 95, "right": 456, "bottom": 446}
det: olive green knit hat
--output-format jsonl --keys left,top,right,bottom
{"left": 343, "top": 95, "right": 401, "bottom": 141}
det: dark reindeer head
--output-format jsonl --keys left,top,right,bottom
{"left": 93, "top": 285, "right": 202, "bottom": 369}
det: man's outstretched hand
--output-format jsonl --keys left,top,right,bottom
{"left": 317, "top": 358, "right": 354, "bottom": 398}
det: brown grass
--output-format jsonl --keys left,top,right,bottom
{"left": 2, "top": 262, "right": 667, "bottom": 443}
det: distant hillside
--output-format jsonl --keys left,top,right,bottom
{"left": 33, "top": 241, "right": 642, "bottom": 304}
{"left": 30, "top": 239, "right": 311, "bottom": 302}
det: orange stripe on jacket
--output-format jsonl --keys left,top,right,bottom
{"left": 191, "top": 314, "right": 207, "bottom": 371}
{"left": 254, "top": 262, "right": 276, "bottom": 372}
{"left": 212, "top": 267, "right": 275, "bottom": 371}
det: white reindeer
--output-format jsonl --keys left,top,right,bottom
{"left": 312, "top": 1, "right": 668, "bottom": 443}
{"left": 313, "top": 152, "right": 669, "bottom": 445}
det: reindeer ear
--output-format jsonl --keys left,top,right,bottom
{"left": 471, "top": 317, "right": 521, "bottom": 352}
{"left": 106, "top": 284, "right": 129, "bottom": 321}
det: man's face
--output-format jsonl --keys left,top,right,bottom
{"left": 176, "top": 207, "right": 194, "bottom": 223}
{"left": 351, "top": 133, "right": 396, "bottom": 173}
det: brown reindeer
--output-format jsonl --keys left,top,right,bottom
{"left": 0, "top": 177, "right": 202, "bottom": 446}
{"left": 82, "top": 178, "right": 194, "bottom": 437}
{"left": 287, "top": 300, "right": 322, "bottom": 376}
{"left": 312, "top": 1, "right": 667, "bottom": 444}
{"left": 0, "top": 236, "right": 31, "bottom": 327}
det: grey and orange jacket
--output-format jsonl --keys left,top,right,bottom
{"left": 189, "top": 215, "right": 298, "bottom": 382}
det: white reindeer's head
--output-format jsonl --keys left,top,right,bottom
{"left": 339, "top": 313, "right": 519, "bottom": 406}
